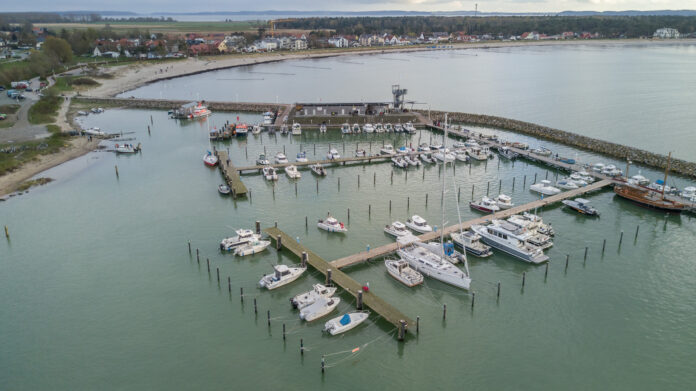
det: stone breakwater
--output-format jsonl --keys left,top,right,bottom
{"left": 422, "top": 110, "right": 696, "bottom": 179}
{"left": 74, "top": 97, "right": 286, "bottom": 113}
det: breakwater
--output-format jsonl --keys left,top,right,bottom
{"left": 422, "top": 110, "right": 696, "bottom": 179}
{"left": 74, "top": 96, "right": 285, "bottom": 113}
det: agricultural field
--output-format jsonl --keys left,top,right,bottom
{"left": 36, "top": 21, "right": 263, "bottom": 34}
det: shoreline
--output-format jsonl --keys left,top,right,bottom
{"left": 86, "top": 38, "right": 693, "bottom": 98}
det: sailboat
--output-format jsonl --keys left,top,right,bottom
{"left": 614, "top": 152, "right": 685, "bottom": 213}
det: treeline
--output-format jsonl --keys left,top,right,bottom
{"left": 55, "top": 27, "right": 157, "bottom": 55}
{"left": 277, "top": 16, "right": 696, "bottom": 37}
{"left": 0, "top": 12, "right": 174, "bottom": 24}
{"left": 0, "top": 36, "right": 73, "bottom": 86}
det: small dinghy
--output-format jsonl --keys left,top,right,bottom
{"left": 203, "top": 151, "right": 218, "bottom": 167}
{"left": 285, "top": 165, "right": 301, "bottom": 179}
{"left": 259, "top": 265, "right": 307, "bottom": 290}
{"left": 310, "top": 164, "right": 327, "bottom": 176}
{"left": 220, "top": 229, "right": 261, "bottom": 251}
{"left": 218, "top": 184, "right": 231, "bottom": 195}
{"left": 323, "top": 311, "right": 370, "bottom": 335}
{"left": 234, "top": 239, "right": 271, "bottom": 256}
{"left": 291, "top": 284, "right": 337, "bottom": 309}
{"left": 385, "top": 258, "right": 423, "bottom": 287}
{"left": 300, "top": 297, "right": 340, "bottom": 321}
{"left": 317, "top": 214, "right": 347, "bottom": 233}
{"left": 262, "top": 166, "right": 279, "bottom": 181}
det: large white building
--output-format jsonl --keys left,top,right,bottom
{"left": 654, "top": 28, "right": 680, "bottom": 39}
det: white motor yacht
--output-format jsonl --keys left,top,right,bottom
{"left": 455, "top": 150, "right": 469, "bottom": 162}
{"left": 569, "top": 173, "right": 589, "bottom": 187}
{"left": 256, "top": 154, "right": 270, "bottom": 165}
{"left": 259, "top": 265, "right": 307, "bottom": 290}
{"left": 300, "top": 297, "right": 340, "bottom": 321}
{"left": 404, "top": 155, "right": 421, "bottom": 166}
{"left": 394, "top": 123, "right": 403, "bottom": 133}
{"left": 404, "top": 122, "right": 416, "bottom": 133}
{"left": 363, "top": 123, "right": 374, "bottom": 133}
{"left": 252, "top": 124, "right": 262, "bottom": 135}
{"left": 262, "top": 166, "right": 279, "bottom": 181}
{"left": 405, "top": 215, "right": 432, "bottom": 233}
{"left": 467, "top": 146, "right": 489, "bottom": 161}
{"left": 452, "top": 141, "right": 466, "bottom": 148}
{"left": 234, "top": 239, "right": 271, "bottom": 256}
{"left": 397, "top": 244, "right": 471, "bottom": 290}
{"left": 285, "top": 165, "right": 301, "bottom": 179}
{"left": 374, "top": 123, "right": 384, "bottom": 133}
{"left": 296, "top": 151, "right": 309, "bottom": 163}
{"left": 274, "top": 152, "right": 289, "bottom": 164}
{"left": 420, "top": 154, "right": 436, "bottom": 164}
{"left": 556, "top": 178, "right": 579, "bottom": 190}
{"left": 531, "top": 147, "right": 552, "bottom": 156}
{"left": 530, "top": 180, "right": 561, "bottom": 196}
{"left": 310, "top": 164, "right": 327, "bottom": 176}
{"left": 380, "top": 144, "right": 396, "bottom": 155}
{"left": 392, "top": 156, "right": 409, "bottom": 168}
{"left": 471, "top": 224, "right": 549, "bottom": 264}
{"left": 433, "top": 148, "right": 456, "bottom": 162}
{"left": 319, "top": 123, "right": 327, "bottom": 133}
{"left": 384, "top": 221, "right": 411, "bottom": 238}
{"left": 385, "top": 258, "right": 423, "bottom": 287}
{"left": 326, "top": 148, "right": 341, "bottom": 160}
{"left": 450, "top": 230, "right": 493, "bottom": 257}
{"left": 508, "top": 213, "right": 555, "bottom": 237}
{"left": 470, "top": 196, "right": 501, "bottom": 213}
{"left": 385, "top": 123, "right": 393, "bottom": 132}
{"left": 355, "top": 149, "right": 367, "bottom": 157}
{"left": 317, "top": 214, "right": 347, "bottom": 233}
{"left": 592, "top": 163, "right": 606, "bottom": 172}
{"left": 291, "top": 284, "right": 337, "bottom": 309}
{"left": 220, "top": 229, "right": 261, "bottom": 251}
{"left": 291, "top": 122, "right": 302, "bottom": 135}
{"left": 495, "top": 194, "right": 514, "bottom": 209}
{"left": 323, "top": 311, "right": 370, "bottom": 335}
{"left": 491, "top": 219, "right": 553, "bottom": 250}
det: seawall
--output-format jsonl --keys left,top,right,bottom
{"left": 73, "top": 97, "right": 286, "bottom": 113}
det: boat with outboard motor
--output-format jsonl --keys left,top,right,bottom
{"left": 470, "top": 196, "right": 500, "bottom": 213}
{"left": 263, "top": 166, "right": 279, "bottom": 181}
{"left": 562, "top": 198, "right": 600, "bottom": 216}
{"left": 256, "top": 154, "right": 270, "bottom": 165}
{"left": 285, "top": 165, "right": 301, "bottom": 179}
{"left": 300, "top": 296, "right": 340, "bottom": 321}
{"left": 291, "top": 122, "right": 302, "bottom": 135}
{"left": 220, "top": 229, "right": 261, "bottom": 251}
{"left": 296, "top": 151, "right": 308, "bottom": 163}
{"left": 203, "top": 151, "right": 218, "bottom": 167}
{"left": 260, "top": 265, "right": 307, "bottom": 290}
{"left": 380, "top": 144, "right": 396, "bottom": 155}
{"left": 291, "top": 284, "right": 337, "bottom": 309}
{"left": 317, "top": 214, "right": 347, "bottom": 233}
{"left": 218, "top": 184, "right": 231, "bottom": 195}
{"left": 310, "top": 164, "right": 327, "bottom": 176}
{"left": 234, "top": 239, "right": 271, "bottom": 256}
{"left": 323, "top": 311, "right": 370, "bottom": 335}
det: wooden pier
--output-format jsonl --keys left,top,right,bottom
{"left": 236, "top": 150, "right": 427, "bottom": 173}
{"left": 265, "top": 227, "right": 414, "bottom": 331}
{"left": 216, "top": 151, "right": 248, "bottom": 197}
{"left": 330, "top": 179, "right": 612, "bottom": 269}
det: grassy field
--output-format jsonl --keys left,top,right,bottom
{"left": 28, "top": 96, "right": 62, "bottom": 124}
{"left": 37, "top": 20, "right": 263, "bottom": 34}
{"left": 0, "top": 124, "right": 69, "bottom": 176}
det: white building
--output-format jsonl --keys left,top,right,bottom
{"left": 293, "top": 38, "right": 308, "bottom": 50}
{"left": 92, "top": 47, "right": 102, "bottom": 57}
{"left": 653, "top": 28, "right": 680, "bottom": 39}
{"left": 328, "top": 36, "right": 348, "bottom": 48}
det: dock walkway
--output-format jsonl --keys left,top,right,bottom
{"left": 330, "top": 179, "right": 612, "bottom": 269}
{"left": 216, "top": 151, "right": 248, "bottom": 197}
{"left": 265, "top": 227, "right": 414, "bottom": 330}
{"left": 236, "top": 150, "right": 427, "bottom": 173}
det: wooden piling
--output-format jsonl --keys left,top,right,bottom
{"left": 497, "top": 281, "right": 501, "bottom": 298}
{"left": 584, "top": 246, "right": 588, "bottom": 260}
{"left": 196, "top": 248, "right": 199, "bottom": 263}
{"left": 267, "top": 310, "right": 271, "bottom": 327}
{"left": 443, "top": 303, "right": 447, "bottom": 320}
{"left": 534, "top": 173, "right": 537, "bottom": 183}
{"left": 206, "top": 258, "right": 210, "bottom": 273}
{"left": 358, "top": 174, "right": 360, "bottom": 188}
{"left": 389, "top": 199, "right": 392, "bottom": 213}
{"left": 347, "top": 208, "right": 350, "bottom": 220}
{"left": 368, "top": 204, "right": 371, "bottom": 217}
{"left": 619, "top": 231, "right": 624, "bottom": 246}
{"left": 276, "top": 234, "right": 282, "bottom": 250}
{"left": 416, "top": 316, "right": 420, "bottom": 334}
{"left": 545, "top": 262, "right": 549, "bottom": 279}
{"left": 471, "top": 292, "right": 475, "bottom": 309}
{"left": 407, "top": 196, "right": 410, "bottom": 210}
{"left": 523, "top": 175, "right": 526, "bottom": 187}
{"left": 115, "top": 165, "right": 119, "bottom": 177}
{"left": 256, "top": 221, "right": 261, "bottom": 235}
{"left": 391, "top": 171, "right": 393, "bottom": 184}
{"left": 188, "top": 240, "right": 191, "bottom": 254}
{"left": 216, "top": 267, "right": 220, "bottom": 283}
{"left": 338, "top": 177, "right": 340, "bottom": 191}
{"left": 254, "top": 297, "right": 257, "bottom": 314}
{"left": 326, "top": 269, "right": 332, "bottom": 286}
{"left": 471, "top": 184, "right": 475, "bottom": 199}
{"left": 283, "top": 323, "right": 286, "bottom": 340}
{"left": 565, "top": 254, "right": 569, "bottom": 270}
{"left": 499, "top": 179, "right": 502, "bottom": 193}
{"left": 634, "top": 225, "right": 640, "bottom": 241}
{"left": 321, "top": 356, "right": 325, "bottom": 373}
{"left": 602, "top": 239, "right": 606, "bottom": 254}
{"left": 305, "top": 216, "right": 308, "bottom": 229}
{"left": 425, "top": 193, "right": 428, "bottom": 206}
{"left": 357, "top": 290, "right": 363, "bottom": 310}
{"left": 301, "top": 339, "right": 304, "bottom": 355}
{"left": 228, "top": 276, "right": 231, "bottom": 292}
{"left": 240, "top": 287, "right": 244, "bottom": 302}
{"left": 373, "top": 172, "right": 376, "bottom": 186}
{"left": 522, "top": 272, "right": 526, "bottom": 286}
{"left": 398, "top": 320, "right": 406, "bottom": 341}
{"left": 486, "top": 181, "right": 490, "bottom": 196}
{"left": 512, "top": 177, "right": 515, "bottom": 190}
{"left": 301, "top": 251, "right": 308, "bottom": 267}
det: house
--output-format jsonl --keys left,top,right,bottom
{"left": 259, "top": 39, "right": 279, "bottom": 51}
{"left": 521, "top": 32, "right": 539, "bottom": 40}
{"left": 654, "top": 28, "right": 680, "bottom": 39}
{"left": 328, "top": 36, "right": 348, "bottom": 48}
{"left": 217, "top": 40, "right": 229, "bottom": 53}
{"left": 93, "top": 46, "right": 102, "bottom": 57}
{"left": 293, "top": 38, "right": 307, "bottom": 50}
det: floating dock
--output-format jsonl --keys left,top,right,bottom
{"left": 236, "top": 150, "right": 427, "bottom": 173}
{"left": 216, "top": 151, "right": 248, "bottom": 197}
{"left": 330, "top": 179, "right": 612, "bottom": 269}
{"left": 265, "top": 227, "right": 414, "bottom": 331}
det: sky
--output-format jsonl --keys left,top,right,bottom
{"left": 4, "top": 0, "right": 696, "bottom": 14}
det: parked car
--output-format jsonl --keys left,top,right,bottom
{"left": 0, "top": 114, "right": 7, "bottom": 120}
{"left": 0, "top": 86, "right": 5, "bottom": 91}
{"left": 25, "top": 87, "right": 33, "bottom": 92}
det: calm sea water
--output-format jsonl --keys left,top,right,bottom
{"left": 1, "top": 106, "right": 695, "bottom": 389}
{"left": 123, "top": 42, "right": 696, "bottom": 161}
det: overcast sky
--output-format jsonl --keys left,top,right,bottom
{"left": 5, "top": 0, "right": 696, "bottom": 13}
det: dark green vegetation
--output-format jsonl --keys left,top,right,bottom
{"left": 15, "top": 177, "right": 53, "bottom": 191}
{"left": 0, "top": 124, "right": 68, "bottom": 175}
{"left": 28, "top": 95, "right": 62, "bottom": 124}
{"left": 278, "top": 15, "right": 696, "bottom": 37}
{"left": 0, "top": 104, "right": 20, "bottom": 129}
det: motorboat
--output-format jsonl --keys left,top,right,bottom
{"left": 404, "top": 122, "right": 416, "bottom": 133}
{"left": 470, "top": 196, "right": 501, "bottom": 213}
{"left": 262, "top": 166, "right": 279, "bottom": 181}
{"left": 296, "top": 151, "right": 309, "bottom": 163}
{"left": 495, "top": 194, "right": 514, "bottom": 209}
{"left": 220, "top": 229, "right": 261, "bottom": 251}
{"left": 397, "top": 244, "right": 471, "bottom": 290}
{"left": 352, "top": 123, "right": 361, "bottom": 133}
{"left": 285, "top": 165, "right": 301, "bottom": 179}
{"left": 681, "top": 186, "right": 696, "bottom": 201}
{"left": 405, "top": 215, "right": 432, "bottom": 233}
{"left": 291, "top": 284, "right": 337, "bottom": 309}
{"left": 592, "top": 162, "right": 606, "bottom": 172}
{"left": 326, "top": 149, "right": 340, "bottom": 160}
{"left": 355, "top": 149, "right": 367, "bottom": 157}
{"left": 251, "top": 124, "right": 262, "bottom": 135}
{"left": 492, "top": 219, "right": 553, "bottom": 250}
{"left": 511, "top": 142, "right": 529, "bottom": 150}
{"left": 394, "top": 123, "right": 403, "bottom": 133}
{"left": 323, "top": 312, "right": 370, "bottom": 335}
{"left": 508, "top": 213, "right": 555, "bottom": 237}
{"left": 374, "top": 123, "right": 384, "bottom": 133}
{"left": 467, "top": 146, "right": 489, "bottom": 161}
{"left": 234, "top": 239, "right": 271, "bottom": 256}
{"left": 203, "top": 151, "right": 219, "bottom": 167}
{"left": 404, "top": 155, "right": 421, "bottom": 166}
{"left": 630, "top": 172, "right": 650, "bottom": 186}
{"left": 384, "top": 221, "right": 411, "bottom": 238}
{"left": 429, "top": 143, "right": 444, "bottom": 151}
{"left": 114, "top": 143, "right": 140, "bottom": 154}
{"left": 452, "top": 141, "right": 466, "bottom": 149}
{"left": 235, "top": 123, "right": 248, "bottom": 136}
{"left": 291, "top": 122, "right": 302, "bottom": 135}
{"left": 380, "top": 144, "right": 396, "bottom": 155}
{"left": 341, "top": 123, "right": 351, "bottom": 134}
{"left": 218, "top": 184, "right": 231, "bottom": 195}
{"left": 556, "top": 179, "right": 579, "bottom": 190}
{"left": 310, "top": 164, "right": 327, "bottom": 176}
{"left": 464, "top": 140, "right": 479, "bottom": 148}
{"left": 320, "top": 123, "right": 327, "bottom": 133}
{"left": 569, "top": 173, "right": 589, "bottom": 187}
{"left": 300, "top": 296, "right": 340, "bottom": 321}
{"left": 385, "top": 258, "right": 423, "bottom": 287}
{"left": 363, "top": 123, "right": 374, "bottom": 133}
{"left": 256, "top": 154, "right": 270, "bottom": 165}
{"left": 530, "top": 180, "right": 561, "bottom": 196}
{"left": 385, "top": 123, "right": 393, "bottom": 132}
{"left": 317, "top": 214, "right": 347, "bottom": 233}
{"left": 420, "top": 154, "right": 436, "bottom": 164}
{"left": 602, "top": 165, "right": 623, "bottom": 177}
{"left": 531, "top": 147, "right": 552, "bottom": 156}
{"left": 280, "top": 124, "right": 289, "bottom": 134}
{"left": 392, "top": 156, "right": 408, "bottom": 168}
{"left": 397, "top": 146, "right": 413, "bottom": 155}
{"left": 433, "top": 148, "right": 456, "bottom": 162}
{"left": 450, "top": 230, "right": 493, "bottom": 257}
{"left": 263, "top": 111, "right": 274, "bottom": 125}
{"left": 259, "top": 265, "right": 307, "bottom": 290}
{"left": 274, "top": 152, "right": 289, "bottom": 164}
{"left": 471, "top": 224, "right": 549, "bottom": 264}
{"left": 454, "top": 150, "right": 469, "bottom": 162}
{"left": 562, "top": 198, "right": 600, "bottom": 216}
{"left": 498, "top": 146, "right": 519, "bottom": 160}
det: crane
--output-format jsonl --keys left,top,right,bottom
{"left": 268, "top": 19, "right": 294, "bottom": 36}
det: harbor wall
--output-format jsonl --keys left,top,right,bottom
{"left": 73, "top": 97, "right": 284, "bottom": 113}
{"left": 421, "top": 110, "right": 696, "bottom": 179}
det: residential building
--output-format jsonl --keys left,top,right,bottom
{"left": 654, "top": 28, "right": 680, "bottom": 39}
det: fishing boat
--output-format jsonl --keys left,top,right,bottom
{"left": 470, "top": 197, "right": 501, "bottom": 213}
{"left": 405, "top": 215, "right": 432, "bottom": 233}
{"left": 352, "top": 123, "right": 361, "bottom": 133}
{"left": 189, "top": 103, "right": 211, "bottom": 119}
{"left": 323, "top": 312, "right": 370, "bottom": 335}
{"left": 404, "top": 155, "right": 421, "bottom": 166}
{"left": 234, "top": 239, "right": 271, "bottom": 256}
{"left": 262, "top": 166, "right": 279, "bottom": 181}
{"left": 450, "top": 230, "right": 493, "bottom": 257}
{"left": 319, "top": 123, "right": 327, "bottom": 133}
{"left": 397, "top": 244, "right": 471, "bottom": 289}
{"left": 291, "top": 284, "right": 337, "bottom": 309}
{"left": 285, "top": 165, "right": 301, "bottom": 179}
{"left": 420, "top": 154, "right": 436, "bottom": 164}
{"left": 291, "top": 122, "right": 302, "bottom": 135}
{"left": 394, "top": 123, "right": 403, "bottom": 133}
{"left": 380, "top": 144, "right": 396, "bottom": 155}
{"left": 385, "top": 259, "right": 423, "bottom": 287}
{"left": 530, "top": 180, "right": 561, "bottom": 195}
{"left": 614, "top": 152, "right": 685, "bottom": 213}
{"left": 556, "top": 179, "right": 579, "bottom": 190}
{"left": 498, "top": 146, "right": 519, "bottom": 160}
{"left": 392, "top": 156, "right": 408, "bottom": 168}
{"left": 385, "top": 123, "right": 393, "bottom": 132}
{"left": 274, "top": 152, "right": 289, "bottom": 164}
{"left": 296, "top": 152, "right": 309, "bottom": 163}
{"left": 251, "top": 124, "right": 262, "bottom": 135}
{"left": 562, "top": 198, "right": 600, "bottom": 216}
{"left": 326, "top": 148, "right": 341, "bottom": 160}
{"left": 363, "top": 123, "right": 374, "bottom": 133}
{"left": 256, "top": 154, "right": 270, "bottom": 165}
{"left": 259, "top": 265, "right": 307, "bottom": 290}
{"left": 495, "top": 194, "right": 514, "bottom": 209}
{"left": 471, "top": 224, "right": 549, "bottom": 264}
{"left": 203, "top": 151, "right": 218, "bottom": 167}
{"left": 218, "top": 184, "right": 231, "bottom": 195}
{"left": 220, "top": 229, "right": 261, "bottom": 251}
{"left": 384, "top": 221, "right": 412, "bottom": 238}
{"left": 310, "top": 164, "right": 327, "bottom": 176}
{"left": 235, "top": 123, "right": 249, "bottom": 136}
{"left": 317, "top": 214, "right": 347, "bottom": 233}
{"left": 300, "top": 297, "right": 340, "bottom": 321}
{"left": 375, "top": 123, "right": 384, "bottom": 133}
{"left": 467, "top": 146, "right": 489, "bottom": 161}
{"left": 114, "top": 143, "right": 141, "bottom": 154}
{"left": 341, "top": 123, "right": 351, "bottom": 134}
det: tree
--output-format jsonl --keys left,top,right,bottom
{"left": 43, "top": 36, "right": 73, "bottom": 65}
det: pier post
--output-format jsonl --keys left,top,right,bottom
{"left": 407, "top": 197, "right": 410, "bottom": 210}
{"left": 405, "top": 170, "right": 408, "bottom": 181}
{"left": 416, "top": 316, "right": 420, "bottom": 334}
{"left": 295, "top": 182, "right": 297, "bottom": 196}
{"left": 545, "top": 171, "right": 549, "bottom": 180}
{"left": 255, "top": 221, "right": 261, "bottom": 235}
{"left": 338, "top": 177, "right": 340, "bottom": 191}
{"left": 425, "top": 193, "right": 428, "bottom": 207}
{"left": 196, "top": 248, "right": 199, "bottom": 263}
{"left": 499, "top": 179, "right": 502, "bottom": 193}
{"left": 565, "top": 254, "right": 569, "bottom": 270}
{"left": 115, "top": 165, "right": 119, "bottom": 178}
{"left": 358, "top": 175, "right": 360, "bottom": 188}
{"left": 228, "top": 276, "right": 231, "bottom": 293}
{"left": 486, "top": 181, "right": 490, "bottom": 196}
{"left": 373, "top": 172, "right": 376, "bottom": 186}
{"left": 343, "top": 142, "right": 345, "bottom": 154}
{"left": 305, "top": 216, "right": 308, "bottom": 229}
{"left": 545, "top": 262, "right": 549, "bottom": 279}
{"left": 619, "top": 231, "right": 624, "bottom": 247}
{"left": 206, "top": 258, "right": 210, "bottom": 273}
{"left": 523, "top": 175, "right": 527, "bottom": 187}
{"left": 391, "top": 171, "right": 393, "bottom": 184}
{"left": 326, "top": 269, "right": 332, "bottom": 286}
{"left": 512, "top": 177, "right": 515, "bottom": 191}
{"left": 458, "top": 187, "right": 461, "bottom": 202}
{"left": 245, "top": 146, "right": 248, "bottom": 160}
{"left": 274, "top": 221, "right": 278, "bottom": 228}
{"left": 301, "top": 251, "right": 308, "bottom": 268}
{"left": 398, "top": 320, "right": 406, "bottom": 341}
{"left": 216, "top": 267, "right": 220, "bottom": 283}
{"left": 443, "top": 303, "right": 447, "bottom": 320}
{"left": 584, "top": 246, "right": 588, "bottom": 260}
{"left": 389, "top": 200, "right": 392, "bottom": 213}
{"left": 301, "top": 339, "right": 304, "bottom": 355}
{"left": 276, "top": 235, "right": 282, "bottom": 250}
{"left": 148, "top": 125, "right": 150, "bottom": 135}
{"left": 602, "top": 239, "right": 606, "bottom": 254}
{"left": 267, "top": 310, "right": 271, "bottom": 327}
{"left": 423, "top": 169, "right": 425, "bottom": 181}
{"left": 254, "top": 298, "right": 258, "bottom": 314}
{"left": 347, "top": 208, "right": 350, "bottom": 221}
{"left": 469, "top": 164, "right": 471, "bottom": 175}
{"left": 471, "top": 292, "right": 475, "bottom": 309}
{"left": 316, "top": 180, "right": 319, "bottom": 194}
{"left": 634, "top": 225, "right": 640, "bottom": 241}
{"left": 357, "top": 290, "right": 363, "bottom": 310}
{"left": 471, "top": 184, "right": 475, "bottom": 199}
{"left": 368, "top": 204, "right": 371, "bottom": 218}
{"left": 283, "top": 323, "right": 286, "bottom": 341}
{"left": 283, "top": 145, "right": 286, "bottom": 155}
{"left": 188, "top": 240, "right": 191, "bottom": 254}
{"left": 497, "top": 281, "right": 501, "bottom": 299}
{"left": 240, "top": 287, "right": 244, "bottom": 303}
{"left": 321, "top": 356, "right": 325, "bottom": 373}
{"left": 534, "top": 173, "right": 537, "bottom": 183}
{"left": 522, "top": 272, "right": 526, "bottom": 287}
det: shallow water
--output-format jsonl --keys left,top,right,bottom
{"left": 1, "top": 108, "right": 695, "bottom": 389}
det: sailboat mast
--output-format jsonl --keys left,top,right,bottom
{"left": 662, "top": 152, "right": 671, "bottom": 199}
{"left": 441, "top": 114, "right": 448, "bottom": 248}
